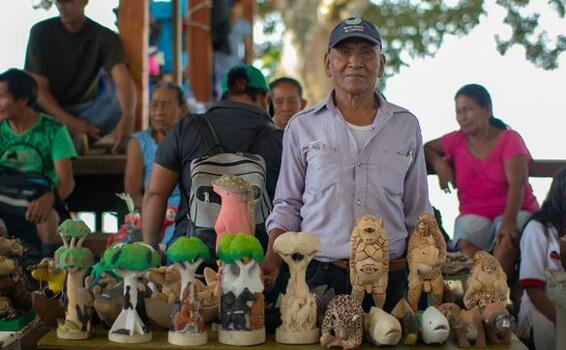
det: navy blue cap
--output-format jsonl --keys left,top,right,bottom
{"left": 328, "top": 17, "right": 382, "bottom": 49}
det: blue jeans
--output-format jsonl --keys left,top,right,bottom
{"left": 64, "top": 94, "right": 122, "bottom": 137}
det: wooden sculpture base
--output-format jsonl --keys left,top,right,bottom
{"left": 108, "top": 331, "right": 152, "bottom": 343}
{"left": 218, "top": 328, "right": 265, "bottom": 346}
{"left": 56, "top": 328, "right": 92, "bottom": 340}
{"left": 168, "top": 330, "right": 207, "bottom": 346}
{"left": 276, "top": 327, "right": 320, "bottom": 344}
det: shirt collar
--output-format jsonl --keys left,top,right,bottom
{"left": 312, "top": 90, "right": 402, "bottom": 120}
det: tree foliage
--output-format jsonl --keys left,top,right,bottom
{"left": 102, "top": 242, "right": 160, "bottom": 272}
{"left": 256, "top": 0, "right": 565, "bottom": 100}
{"left": 166, "top": 236, "right": 210, "bottom": 263}
{"left": 495, "top": 0, "right": 566, "bottom": 70}
{"left": 55, "top": 247, "right": 94, "bottom": 271}
{"left": 57, "top": 219, "right": 91, "bottom": 239}
{"left": 217, "top": 233, "right": 264, "bottom": 264}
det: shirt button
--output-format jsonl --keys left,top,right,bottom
{"left": 356, "top": 199, "right": 361, "bottom": 206}
{"left": 357, "top": 161, "right": 362, "bottom": 167}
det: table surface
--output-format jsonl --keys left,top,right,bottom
{"left": 37, "top": 328, "right": 528, "bottom": 350}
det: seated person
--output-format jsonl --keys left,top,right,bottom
{"left": 269, "top": 77, "right": 307, "bottom": 129}
{"left": 424, "top": 84, "right": 539, "bottom": 281}
{"left": 124, "top": 82, "right": 186, "bottom": 245}
{"left": 0, "top": 69, "right": 76, "bottom": 256}
{"left": 25, "top": 0, "right": 136, "bottom": 154}
{"left": 517, "top": 167, "right": 566, "bottom": 350}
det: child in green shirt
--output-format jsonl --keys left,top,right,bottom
{"left": 0, "top": 69, "right": 76, "bottom": 254}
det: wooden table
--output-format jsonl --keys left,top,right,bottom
{"left": 38, "top": 328, "right": 527, "bottom": 349}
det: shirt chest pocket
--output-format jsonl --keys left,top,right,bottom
{"left": 376, "top": 150, "right": 412, "bottom": 196}
{"left": 305, "top": 143, "right": 340, "bottom": 193}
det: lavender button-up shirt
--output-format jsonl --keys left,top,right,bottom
{"left": 266, "top": 92, "right": 432, "bottom": 261}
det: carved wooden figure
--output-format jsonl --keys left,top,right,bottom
{"left": 482, "top": 302, "right": 513, "bottom": 345}
{"left": 0, "top": 237, "right": 29, "bottom": 327}
{"left": 320, "top": 294, "right": 364, "bottom": 350}
{"left": 407, "top": 213, "right": 447, "bottom": 311}
{"left": 437, "top": 303, "right": 471, "bottom": 347}
{"left": 165, "top": 236, "right": 210, "bottom": 346}
{"left": 101, "top": 242, "right": 160, "bottom": 343}
{"left": 217, "top": 233, "right": 265, "bottom": 346}
{"left": 463, "top": 251, "right": 508, "bottom": 311}
{"left": 273, "top": 231, "right": 321, "bottom": 344}
{"left": 213, "top": 175, "right": 255, "bottom": 249}
{"left": 364, "top": 306, "right": 401, "bottom": 346}
{"left": 391, "top": 298, "right": 418, "bottom": 345}
{"left": 349, "top": 215, "right": 389, "bottom": 308}
{"left": 420, "top": 306, "right": 450, "bottom": 344}
{"left": 54, "top": 219, "right": 95, "bottom": 340}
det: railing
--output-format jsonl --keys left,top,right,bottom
{"left": 427, "top": 159, "right": 566, "bottom": 178}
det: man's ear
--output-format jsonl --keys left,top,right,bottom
{"left": 324, "top": 52, "right": 332, "bottom": 78}
{"left": 260, "top": 93, "right": 270, "bottom": 111}
{"left": 301, "top": 99, "right": 307, "bottom": 109}
{"left": 377, "top": 53, "right": 386, "bottom": 78}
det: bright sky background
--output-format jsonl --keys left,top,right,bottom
{"left": 1, "top": 0, "right": 565, "bottom": 235}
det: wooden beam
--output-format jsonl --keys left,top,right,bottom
{"left": 187, "top": 0, "right": 212, "bottom": 103}
{"left": 428, "top": 159, "right": 566, "bottom": 178}
{"left": 528, "top": 159, "right": 566, "bottom": 178}
{"left": 172, "top": 0, "right": 183, "bottom": 86}
{"left": 118, "top": 0, "right": 149, "bottom": 131}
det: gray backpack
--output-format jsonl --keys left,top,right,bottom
{"left": 186, "top": 115, "right": 276, "bottom": 251}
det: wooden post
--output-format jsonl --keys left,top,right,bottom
{"left": 118, "top": 0, "right": 149, "bottom": 130}
{"left": 187, "top": 0, "right": 212, "bottom": 103}
{"left": 172, "top": 0, "right": 183, "bottom": 86}
{"left": 242, "top": 0, "right": 255, "bottom": 45}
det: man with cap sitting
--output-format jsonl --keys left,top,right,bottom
{"left": 142, "top": 64, "right": 282, "bottom": 252}
{"left": 262, "top": 18, "right": 432, "bottom": 311}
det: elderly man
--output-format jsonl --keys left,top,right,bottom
{"left": 269, "top": 77, "right": 307, "bottom": 129}
{"left": 25, "top": 0, "right": 136, "bottom": 153}
{"left": 262, "top": 18, "right": 432, "bottom": 311}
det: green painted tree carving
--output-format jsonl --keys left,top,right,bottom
{"left": 99, "top": 242, "right": 161, "bottom": 338}
{"left": 166, "top": 236, "right": 210, "bottom": 302}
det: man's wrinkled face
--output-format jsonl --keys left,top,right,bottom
{"left": 325, "top": 38, "right": 385, "bottom": 96}
{"left": 271, "top": 82, "right": 304, "bottom": 128}
{"left": 56, "top": 0, "right": 87, "bottom": 26}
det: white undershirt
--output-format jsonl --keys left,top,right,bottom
{"left": 345, "top": 120, "right": 373, "bottom": 149}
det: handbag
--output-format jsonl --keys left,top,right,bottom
{"left": 0, "top": 165, "right": 53, "bottom": 216}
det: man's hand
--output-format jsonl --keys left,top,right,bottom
{"left": 433, "top": 157, "right": 455, "bottom": 193}
{"left": 68, "top": 117, "right": 101, "bottom": 140}
{"left": 261, "top": 250, "right": 282, "bottom": 290}
{"left": 26, "top": 191, "right": 55, "bottom": 224}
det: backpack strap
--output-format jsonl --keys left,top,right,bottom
{"left": 195, "top": 114, "right": 224, "bottom": 154}
{"left": 196, "top": 112, "right": 278, "bottom": 154}
{"left": 246, "top": 122, "right": 279, "bottom": 151}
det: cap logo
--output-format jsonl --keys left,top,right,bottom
{"left": 345, "top": 17, "right": 362, "bottom": 25}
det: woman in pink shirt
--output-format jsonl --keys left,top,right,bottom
{"left": 425, "top": 84, "right": 539, "bottom": 280}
